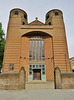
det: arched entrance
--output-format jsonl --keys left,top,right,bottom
{"left": 21, "top": 31, "right": 54, "bottom": 82}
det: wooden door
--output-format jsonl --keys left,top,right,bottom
{"left": 33, "top": 69, "right": 41, "bottom": 80}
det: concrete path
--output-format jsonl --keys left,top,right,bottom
{"left": 0, "top": 89, "right": 74, "bottom": 100}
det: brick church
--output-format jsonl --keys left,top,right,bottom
{"left": 3, "top": 8, "right": 71, "bottom": 82}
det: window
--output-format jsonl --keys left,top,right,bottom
{"left": 24, "top": 14, "right": 27, "bottom": 19}
{"left": 42, "top": 40, "right": 45, "bottom": 60}
{"left": 22, "top": 22, "right": 25, "bottom": 25}
{"left": 33, "top": 40, "right": 35, "bottom": 61}
{"left": 39, "top": 40, "right": 41, "bottom": 61}
{"left": 33, "top": 65, "right": 35, "bottom": 68}
{"left": 31, "top": 36, "right": 42, "bottom": 39}
{"left": 9, "top": 64, "right": 14, "bottom": 71}
{"left": 49, "top": 22, "right": 51, "bottom": 25}
{"left": 72, "top": 62, "right": 74, "bottom": 65}
{"left": 29, "top": 65, "right": 32, "bottom": 75}
{"left": 29, "top": 40, "right": 32, "bottom": 61}
{"left": 39, "top": 65, "right": 41, "bottom": 67}
{"left": 29, "top": 35, "right": 45, "bottom": 61}
{"left": 42, "top": 72, "right": 45, "bottom": 74}
{"left": 30, "top": 65, "right": 32, "bottom": 68}
{"left": 72, "top": 66, "right": 74, "bottom": 69}
{"left": 12, "top": 64, "right": 14, "bottom": 70}
{"left": 36, "top": 65, "right": 38, "bottom": 68}
{"left": 9, "top": 64, "right": 11, "bottom": 71}
{"left": 15, "top": 11, "right": 18, "bottom": 15}
{"left": 42, "top": 68, "right": 45, "bottom": 71}
{"left": 55, "top": 12, "right": 59, "bottom": 16}
{"left": 36, "top": 40, "right": 38, "bottom": 61}
{"left": 46, "top": 15, "right": 49, "bottom": 19}
{"left": 29, "top": 64, "right": 45, "bottom": 75}
{"left": 42, "top": 65, "right": 44, "bottom": 68}
{"left": 29, "top": 72, "right": 32, "bottom": 75}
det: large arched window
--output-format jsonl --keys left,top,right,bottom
{"left": 29, "top": 36, "right": 45, "bottom": 61}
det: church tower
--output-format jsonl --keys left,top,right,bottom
{"left": 3, "top": 8, "right": 71, "bottom": 83}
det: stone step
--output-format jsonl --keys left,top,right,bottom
{"left": 25, "top": 80, "right": 54, "bottom": 89}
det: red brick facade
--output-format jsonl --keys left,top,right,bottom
{"left": 2, "top": 8, "right": 71, "bottom": 82}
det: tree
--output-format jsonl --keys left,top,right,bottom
{"left": 0, "top": 23, "right": 5, "bottom": 71}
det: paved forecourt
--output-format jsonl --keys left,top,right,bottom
{"left": 0, "top": 89, "right": 74, "bottom": 100}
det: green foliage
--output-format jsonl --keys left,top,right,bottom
{"left": 0, "top": 23, "right": 5, "bottom": 69}
{"left": 72, "top": 69, "right": 74, "bottom": 72}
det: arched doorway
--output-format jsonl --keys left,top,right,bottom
{"left": 21, "top": 31, "right": 54, "bottom": 82}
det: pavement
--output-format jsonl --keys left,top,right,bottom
{"left": 0, "top": 89, "right": 74, "bottom": 100}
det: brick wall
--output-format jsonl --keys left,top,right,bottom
{"left": 0, "top": 67, "right": 26, "bottom": 90}
{"left": 55, "top": 67, "right": 74, "bottom": 89}
{"left": 0, "top": 73, "right": 20, "bottom": 89}
{"left": 61, "top": 73, "right": 74, "bottom": 89}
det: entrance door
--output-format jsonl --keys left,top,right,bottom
{"left": 33, "top": 69, "right": 41, "bottom": 80}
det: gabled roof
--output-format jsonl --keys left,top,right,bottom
{"left": 29, "top": 20, "right": 45, "bottom": 25}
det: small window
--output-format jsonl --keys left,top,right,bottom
{"left": 39, "top": 65, "right": 41, "bottom": 67}
{"left": 36, "top": 65, "right": 38, "bottom": 68}
{"left": 55, "top": 12, "right": 59, "bottom": 16}
{"left": 15, "top": 11, "right": 18, "bottom": 15}
{"left": 72, "top": 62, "right": 74, "bottom": 65}
{"left": 29, "top": 72, "right": 32, "bottom": 75}
{"left": 24, "top": 14, "right": 27, "bottom": 19}
{"left": 12, "top": 64, "right": 14, "bottom": 70}
{"left": 42, "top": 68, "right": 45, "bottom": 71}
{"left": 42, "top": 57, "right": 45, "bottom": 60}
{"left": 29, "top": 57, "right": 31, "bottom": 61}
{"left": 49, "top": 22, "right": 51, "bottom": 25}
{"left": 9, "top": 64, "right": 11, "bottom": 71}
{"left": 33, "top": 65, "right": 35, "bottom": 68}
{"left": 9, "top": 64, "right": 14, "bottom": 71}
{"left": 22, "top": 22, "right": 25, "bottom": 25}
{"left": 42, "top": 65, "right": 44, "bottom": 68}
{"left": 46, "top": 15, "right": 49, "bottom": 19}
{"left": 30, "top": 65, "right": 32, "bottom": 68}
{"left": 42, "top": 72, "right": 45, "bottom": 74}
{"left": 72, "top": 66, "right": 74, "bottom": 69}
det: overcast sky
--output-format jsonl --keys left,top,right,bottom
{"left": 0, "top": 0, "right": 74, "bottom": 58}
